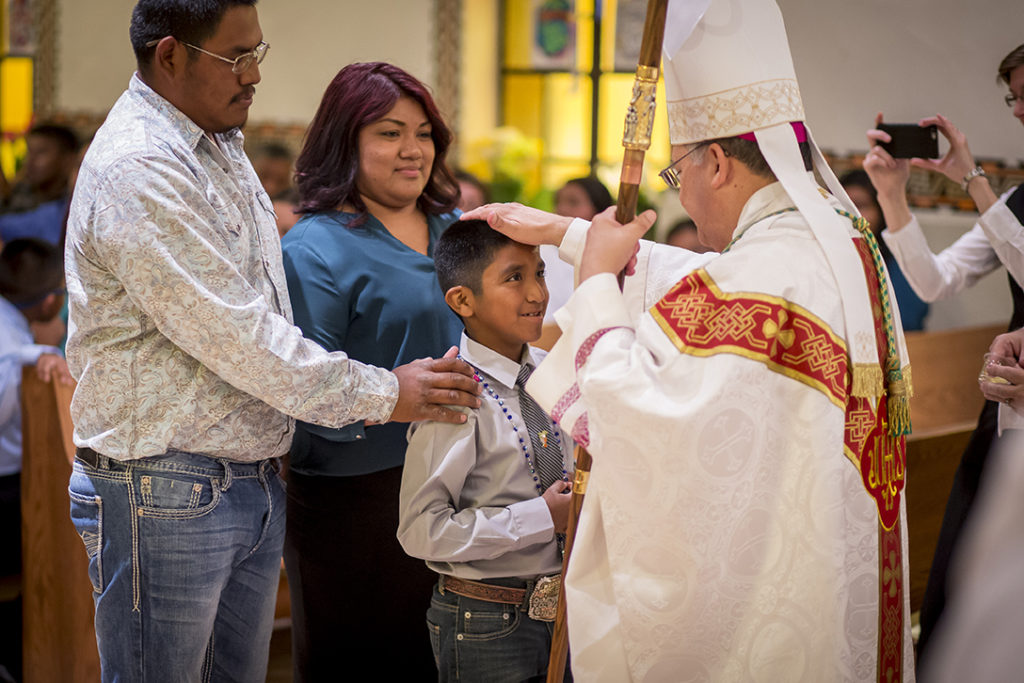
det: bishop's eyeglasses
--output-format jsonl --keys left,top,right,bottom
{"left": 658, "top": 142, "right": 709, "bottom": 189}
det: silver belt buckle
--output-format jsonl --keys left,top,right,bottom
{"left": 527, "top": 575, "right": 561, "bottom": 622}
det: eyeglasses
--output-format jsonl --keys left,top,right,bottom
{"left": 658, "top": 143, "right": 709, "bottom": 189}
{"left": 145, "top": 38, "right": 269, "bottom": 74}
{"left": 1005, "top": 92, "right": 1024, "bottom": 107}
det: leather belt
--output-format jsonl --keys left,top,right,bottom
{"left": 439, "top": 575, "right": 526, "bottom": 605}
{"left": 438, "top": 574, "right": 562, "bottom": 622}
{"left": 75, "top": 447, "right": 280, "bottom": 473}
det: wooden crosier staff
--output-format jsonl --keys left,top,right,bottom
{"left": 545, "top": 2, "right": 669, "bottom": 681}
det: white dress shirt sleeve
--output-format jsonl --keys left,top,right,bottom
{"left": 882, "top": 214, "right": 1005, "bottom": 302}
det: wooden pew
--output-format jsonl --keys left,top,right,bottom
{"left": 19, "top": 368, "right": 292, "bottom": 682}
{"left": 903, "top": 323, "right": 1005, "bottom": 613}
{"left": 20, "top": 369, "right": 100, "bottom": 682}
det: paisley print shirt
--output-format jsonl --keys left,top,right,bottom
{"left": 64, "top": 74, "right": 398, "bottom": 462}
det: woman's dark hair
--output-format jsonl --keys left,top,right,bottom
{"left": 561, "top": 176, "right": 613, "bottom": 214}
{"left": 294, "top": 62, "right": 458, "bottom": 217}
{"left": 998, "top": 43, "right": 1024, "bottom": 85}
{"left": 129, "top": 0, "right": 257, "bottom": 71}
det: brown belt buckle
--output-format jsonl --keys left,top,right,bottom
{"left": 527, "top": 575, "right": 560, "bottom": 622}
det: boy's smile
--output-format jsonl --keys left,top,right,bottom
{"left": 462, "top": 242, "right": 548, "bottom": 362}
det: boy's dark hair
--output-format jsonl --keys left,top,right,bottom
{"left": 435, "top": 219, "right": 515, "bottom": 295}
{"left": 28, "top": 124, "right": 80, "bottom": 154}
{"left": 0, "top": 238, "right": 63, "bottom": 306}
{"left": 130, "top": 0, "right": 258, "bottom": 72}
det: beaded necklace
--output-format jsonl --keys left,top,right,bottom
{"left": 461, "top": 356, "right": 569, "bottom": 496}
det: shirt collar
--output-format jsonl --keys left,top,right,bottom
{"left": 459, "top": 331, "right": 538, "bottom": 391}
{"left": 128, "top": 72, "right": 244, "bottom": 153}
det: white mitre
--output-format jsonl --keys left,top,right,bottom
{"left": 661, "top": 0, "right": 886, "bottom": 398}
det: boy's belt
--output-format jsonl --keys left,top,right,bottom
{"left": 438, "top": 574, "right": 561, "bottom": 622}
{"left": 440, "top": 575, "right": 527, "bottom": 603}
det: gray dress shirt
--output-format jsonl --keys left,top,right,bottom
{"left": 398, "top": 333, "right": 573, "bottom": 580}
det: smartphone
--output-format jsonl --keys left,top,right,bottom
{"left": 877, "top": 123, "right": 939, "bottom": 159}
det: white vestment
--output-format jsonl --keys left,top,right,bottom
{"left": 530, "top": 183, "right": 915, "bottom": 682}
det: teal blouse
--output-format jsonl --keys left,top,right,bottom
{"left": 281, "top": 210, "right": 462, "bottom": 476}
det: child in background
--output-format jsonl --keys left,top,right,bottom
{"left": 0, "top": 238, "right": 71, "bottom": 681}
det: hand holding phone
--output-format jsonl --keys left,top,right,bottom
{"left": 876, "top": 123, "right": 939, "bottom": 159}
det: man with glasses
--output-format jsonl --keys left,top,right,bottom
{"left": 464, "top": 0, "right": 914, "bottom": 679}
{"left": 65, "top": 1, "right": 479, "bottom": 680}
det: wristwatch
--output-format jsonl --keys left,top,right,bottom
{"left": 961, "top": 166, "right": 987, "bottom": 191}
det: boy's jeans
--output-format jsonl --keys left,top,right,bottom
{"left": 69, "top": 449, "right": 285, "bottom": 683}
{"left": 428, "top": 577, "right": 573, "bottom": 682}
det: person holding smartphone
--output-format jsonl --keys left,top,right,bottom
{"left": 863, "top": 42, "right": 1024, "bottom": 669}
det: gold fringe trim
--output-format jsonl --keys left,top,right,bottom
{"left": 887, "top": 394, "right": 912, "bottom": 437}
{"left": 851, "top": 364, "right": 884, "bottom": 398}
{"left": 885, "top": 366, "right": 913, "bottom": 437}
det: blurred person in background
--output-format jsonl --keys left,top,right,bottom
{"left": 840, "top": 169, "right": 928, "bottom": 330}
{"left": 664, "top": 217, "right": 712, "bottom": 253}
{"left": 863, "top": 41, "right": 1024, "bottom": 667}
{"left": 454, "top": 168, "right": 490, "bottom": 212}
{"left": 0, "top": 124, "right": 80, "bottom": 246}
{"left": 539, "top": 175, "right": 614, "bottom": 349}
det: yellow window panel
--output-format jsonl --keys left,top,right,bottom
{"left": 542, "top": 161, "right": 593, "bottom": 196}
{"left": 0, "top": 57, "right": 34, "bottom": 135}
{"left": 503, "top": 0, "right": 534, "bottom": 70}
{"left": 597, "top": 71, "right": 670, "bottom": 168}
{"left": 0, "top": 136, "right": 27, "bottom": 180}
{"left": 542, "top": 73, "right": 591, "bottom": 161}
{"left": 503, "top": 74, "right": 544, "bottom": 140}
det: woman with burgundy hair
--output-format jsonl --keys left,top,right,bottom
{"left": 280, "top": 62, "right": 461, "bottom": 679}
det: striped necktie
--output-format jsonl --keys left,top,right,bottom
{"left": 516, "top": 363, "right": 563, "bottom": 490}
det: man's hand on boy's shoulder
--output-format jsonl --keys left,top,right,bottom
{"left": 542, "top": 480, "right": 573, "bottom": 533}
{"left": 387, "top": 347, "right": 481, "bottom": 425}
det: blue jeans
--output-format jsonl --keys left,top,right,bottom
{"left": 428, "top": 578, "right": 572, "bottom": 682}
{"left": 68, "top": 450, "right": 285, "bottom": 683}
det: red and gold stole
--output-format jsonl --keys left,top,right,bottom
{"left": 650, "top": 237, "right": 906, "bottom": 682}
